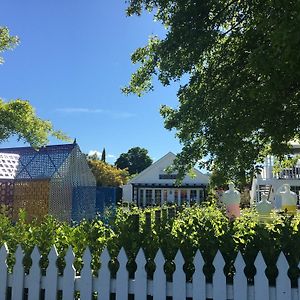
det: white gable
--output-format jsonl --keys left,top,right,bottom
{"left": 129, "top": 152, "right": 209, "bottom": 185}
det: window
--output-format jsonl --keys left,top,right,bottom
{"left": 174, "top": 190, "right": 179, "bottom": 205}
{"left": 163, "top": 189, "right": 168, "bottom": 203}
{"left": 181, "top": 190, "right": 187, "bottom": 203}
{"left": 159, "top": 174, "right": 178, "bottom": 179}
{"left": 146, "top": 189, "right": 152, "bottom": 206}
{"left": 190, "top": 190, "right": 197, "bottom": 202}
{"left": 155, "top": 190, "right": 161, "bottom": 205}
{"left": 139, "top": 190, "right": 144, "bottom": 207}
{"left": 199, "top": 189, "right": 205, "bottom": 201}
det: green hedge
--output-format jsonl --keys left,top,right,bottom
{"left": 0, "top": 203, "right": 300, "bottom": 283}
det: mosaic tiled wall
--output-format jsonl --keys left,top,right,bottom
{"left": 0, "top": 180, "right": 14, "bottom": 217}
{"left": 13, "top": 180, "right": 50, "bottom": 221}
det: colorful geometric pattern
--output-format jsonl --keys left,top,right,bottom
{"left": 0, "top": 143, "right": 96, "bottom": 221}
{"left": 0, "top": 180, "right": 14, "bottom": 217}
{"left": 0, "top": 153, "right": 20, "bottom": 179}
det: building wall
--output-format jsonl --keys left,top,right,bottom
{"left": 123, "top": 152, "right": 209, "bottom": 205}
{"left": 49, "top": 145, "right": 96, "bottom": 221}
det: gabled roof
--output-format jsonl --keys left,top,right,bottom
{"left": 129, "top": 152, "right": 209, "bottom": 184}
{"left": 0, "top": 143, "right": 76, "bottom": 179}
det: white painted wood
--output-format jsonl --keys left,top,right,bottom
{"left": 192, "top": 250, "right": 205, "bottom": 300}
{"left": 234, "top": 251, "right": 247, "bottom": 300}
{"left": 80, "top": 247, "right": 92, "bottom": 300}
{"left": 12, "top": 245, "right": 24, "bottom": 300}
{"left": 153, "top": 249, "right": 166, "bottom": 300}
{"left": 0, "top": 244, "right": 8, "bottom": 300}
{"left": 45, "top": 246, "right": 58, "bottom": 300}
{"left": 134, "top": 248, "right": 147, "bottom": 299}
{"left": 28, "top": 246, "right": 41, "bottom": 300}
{"left": 62, "top": 246, "right": 76, "bottom": 300}
{"left": 212, "top": 250, "right": 226, "bottom": 300}
{"left": 254, "top": 251, "right": 269, "bottom": 300}
{"left": 276, "top": 252, "right": 291, "bottom": 300}
{"left": 96, "top": 247, "right": 111, "bottom": 300}
{"left": 173, "top": 250, "right": 186, "bottom": 300}
{"left": 2, "top": 245, "right": 298, "bottom": 300}
{"left": 116, "top": 247, "right": 128, "bottom": 300}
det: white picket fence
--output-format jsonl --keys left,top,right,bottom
{"left": 0, "top": 244, "right": 299, "bottom": 300}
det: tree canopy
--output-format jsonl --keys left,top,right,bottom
{"left": 115, "top": 147, "right": 153, "bottom": 175}
{"left": 87, "top": 155, "right": 130, "bottom": 187}
{"left": 0, "top": 99, "right": 67, "bottom": 148}
{"left": 124, "top": 0, "right": 300, "bottom": 182}
{"left": 0, "top": 27, "right": 67, "bottom": 147}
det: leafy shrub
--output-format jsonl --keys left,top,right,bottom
{"left": 1, "top": 203, "right": 300, "bottom": 284}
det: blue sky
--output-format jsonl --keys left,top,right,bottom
{"left": 0, "top": 0, "right": 183, "bottom": 163}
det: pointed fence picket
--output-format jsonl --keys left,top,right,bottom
{"left": 254, "top": 251, "right": 269, "bottom": 300}
{"left": 192, "top": 250, "right": 206, "bottom": 300}
{"left": 0, "top": 244, "right": 8, "bottom": 300}
{"left": 173, "top": 250, "right": 186, "bottom": 300}
{"left": 28, "top": 246, "right": 41, "bottom": 300}
{"left": 96, "top": 247, "right": 110, "bottom": 300}
{"left": 80, "top": 247, "right": 92, "bottom": 300}
{"left": 276, "top": 252, "right": 291, "bottom": 300}
{"left": 233, "top": 252, "right": 247, "bottom": 300}
{"left": 0, "top": 245, "right": 300, "bottom": 300}
{"left": 153, "top": 249, "right": 166, "bottom": 300}
{"left": 134, "top": 248, "right": 147, "bottom": 299}
{"left": 63, "top": 246, "right": 76, "bottom": 300}
{"left": 12, "top": 245, "right": 24, "bottom": 300}
{"left": 45, "top": 246, "right": 58, "bottom": 300}
{"left": 213, "top": 250, "right": 227, "bottom": 300}
{"left": 116, "top": 247, "right": 128, "bottom": 300}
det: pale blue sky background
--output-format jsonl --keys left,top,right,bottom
{"left": 0, "top": 0, "right": 184, "bottom": 163}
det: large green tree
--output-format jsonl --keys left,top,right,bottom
{"left": 124, "top": 0, "right": 300, "bottom": 182}
{"left": 115, "top": 147, "right": 153, "bottom": 175}
{"left": 0, "top": 27, "right": 67, "bottom": 147}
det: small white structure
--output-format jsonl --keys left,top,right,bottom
{"left": 122, "top": 152, "right": 209, "bottom": 206}
{"left": 251, "top": 143, "right": 300, "bottom": 205}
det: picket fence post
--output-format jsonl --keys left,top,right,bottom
{"left": 45, "top": 245, "right": 58, "bottom": 300}
{"left": 116, "top": 247, "right": 128, "bottom": 300}
{"left": 173, "top": 250, "right": 186, "bottom": 300}
{"left": 153, "top": 249, "right": 166, "bottom": 300}
{"left": 28, "top": 246, "right": 41, "bottom": 300}
{"left": 192, "top": 250, "right": 206, "bottom": 300}
{"left": 234, "top": 251, "right": 247, "bottom": 299}
{"left": 134, "top": 248, "right": 147, "bottom": 299}
{"left": 254, "top": 251, "right": 269, "bottom": 299}
{"left": 276, "top": 252, "right": 291, "bottom": 300}
{"left": 0, "top": 244, "right": 8, "bottom": 300}
{"left": 63, "top": 246, "right": 76, "bottom": 300}
{"left": 96, "top": 247, "right": 111, "bottom": 300}
{"left": 80, "top": 247, "right": 93, "bottom": 300}
{"left": 12, "top": 245, "right": 24, "bottom": 300}
{"left": 213, "top": 250, "right": 226, "bottom": 300}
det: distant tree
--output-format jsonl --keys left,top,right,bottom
{"left": 115, "top": 147, "right": 153, "bottom": 175}
{"left": 101, "top": 147, "right": 106, "bottom": 162}
{"left": 87, "top": 156, "right": 130, "bottom": 187}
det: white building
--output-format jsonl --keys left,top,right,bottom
{"left": 122, "top": 152, "right": 210, "bottom": 206}
{"left": 250, "top": 143, "right": 300, "bottom": 205}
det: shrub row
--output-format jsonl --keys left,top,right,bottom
{"left": 0, "top": 203, "right": 300, "bottom": 283}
